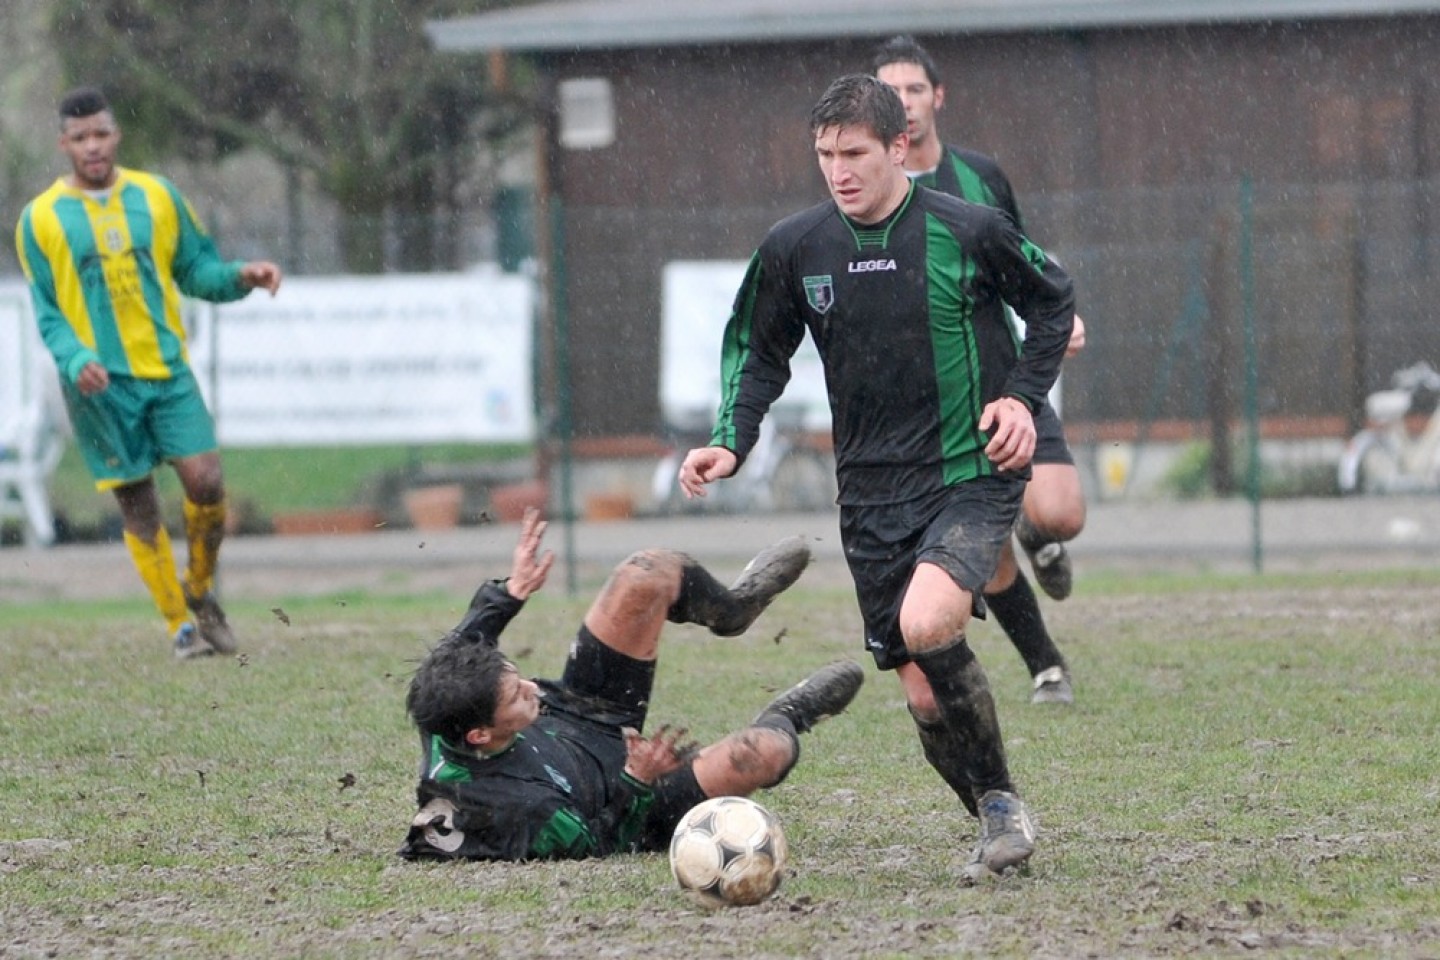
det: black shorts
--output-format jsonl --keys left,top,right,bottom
{"left": 1032, "top": 402, "right": 1075, "bottom": 467}
{"left": 841, "top": 477, "right": 1026, "bottom": 671}
{"left": 538, "top": 626, "right": 707, "bottom": 852}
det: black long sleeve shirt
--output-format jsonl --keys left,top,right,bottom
{"left": 711, "top": 182, "right": 1074, "bottom": 506}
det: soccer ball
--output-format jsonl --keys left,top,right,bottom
{"left": 669, "top": 796, "right": 788, "bottom": 907}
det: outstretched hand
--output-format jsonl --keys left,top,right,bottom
{"left": 505, "top": 507, "right": 555, "bottom": 600}
{"left": 678, "top": 445, "right": 738, "bottom": 499}
{"left": 621, "top": 724, "right": 695, "bottom": 785}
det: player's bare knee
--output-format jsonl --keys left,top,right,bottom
{"left": 900, "top": 612, "right": 963, "bottom": 653}
{"left": 1037, "top": 509, "right": 1085, "bottom": 542}
{"left": 611, "top": 549, "right": 686, "bottom": 605}
{"left": 1025, "top": 494, "right": 1086, "bottom": 542}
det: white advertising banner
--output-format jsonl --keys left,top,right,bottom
{"left": 660, "top": 261, "right": 830, "bottom": 431}
{"left": 660, "top": 262, "right": 1062, "bottom": 428}
{"left": 212, "top": 273, "right": 534, "bottom": 445}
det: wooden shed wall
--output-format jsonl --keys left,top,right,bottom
{"left": 538, "top": 15, "right": 1440, "bottom": 438}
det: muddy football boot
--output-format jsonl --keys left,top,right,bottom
{"left": 186, "top": 589, "right": 238, "bottom": 654}
{"left": 753, "top": 660, "right": 864, "bottom": 733}
{"left": 1028, "top": 541, "right": 1073, "bottom": 601}
{"left": 1016, "top": 515, "right": 1073, "bottom": 601}
{"left": 172, "top": 622, "right": 214, "bottom": 661}
{"left": 960, "top": 790, "right": 1036, "bottom": 883}
{"left": 1030, "top": 666, "right": 1074, "bottom": 705}
{"left": 710, "top": 535, "right": 812, "bottom": 637}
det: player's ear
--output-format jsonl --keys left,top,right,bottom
{"left": 891, "top": 131, "right": 910, "bottom": 165}
{"left": 465, "top": 726, "right": 491, "bottom": 748}
{"left": 934, "top": 83, "right": 945, "bottom": 112}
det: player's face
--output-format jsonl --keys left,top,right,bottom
{"left": 876, "top": 62, "right": 945, "bottom": 149}
{"left": 814, "top": 123, "right": 909, "bottom": 225}
{"left": 483, "top": 667, "right": 541, "bottom": 745}
{"left": 59, "top": 112, "right": 121, "bottom": 191}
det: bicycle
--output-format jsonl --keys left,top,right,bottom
{"left": 649, "top": 405, "right": 837, "bottom": 515}
{"left": 1337, "top": 361, "right": 1440, "bottom": 495}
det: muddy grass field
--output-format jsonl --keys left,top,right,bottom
{"left": 4, "top": 566, "right": 1440, "bottom": 959}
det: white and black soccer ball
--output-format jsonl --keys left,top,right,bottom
{"left": 669, "top": 796, "right": 788, "bottom": 907}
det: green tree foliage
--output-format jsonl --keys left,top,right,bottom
{"left": 49, "top": 0, "right": 533, "bottom": 272}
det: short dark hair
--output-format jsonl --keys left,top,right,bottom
{"left": 58, "top": 86, "right": 112, "bottom": 122}
{"left": 872, "top": 35, "right": 943, "bottom": 89}
{"left": 406, "top": 639, "right": 513, "bottom": 744}
{"left": 809, "top": 74, "right": 907, "bottom": 145}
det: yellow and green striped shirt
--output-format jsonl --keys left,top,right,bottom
{"left": 15, "top": 167, "right": 249, "bottom": 383}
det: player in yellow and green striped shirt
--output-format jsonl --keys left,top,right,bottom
{"left": 15, "top": 86, "right": 283, "bottom": 661}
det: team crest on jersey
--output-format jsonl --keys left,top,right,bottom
{"left": 803, "top": 275, "right": 834, "bottom": 315}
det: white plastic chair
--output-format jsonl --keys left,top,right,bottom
{"left": 0, "top": 287, "right": 67, "bottom": 546}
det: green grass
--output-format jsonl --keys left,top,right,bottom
{"left": 4, "top": 570, "right": 1440, "bottom": 957}
{"left": 41, "top": 443, "right": 531, "bottom": 533}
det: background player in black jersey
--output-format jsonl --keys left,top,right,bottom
{"left": 679, "top": 75, "right": 1075, "bottom": 881}
{"left": 874, "top": 35, "right": 1088, "bottom": 706}
{"left": 399, "top": 508, "right": 863, "bottom": 862}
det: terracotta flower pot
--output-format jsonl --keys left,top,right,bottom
{"left": 271, "top": 508, "right": 384, "bottom": 536}
{"left": 585, "top": 492, "right": 634, "bottom": 522}
{"left": 489, "top": 480, "right": 549, "bottom": 523}
{"left": 403, "top": 484, "right": 465, "bottom": 530}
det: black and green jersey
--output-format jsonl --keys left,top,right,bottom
{"left": 711, "top": 182, "right": 1073, "bottom": 506}
{"left": 402, "top": 719, "right": 654, "bottom": 862}
{"left": 398, "top": 581, "right": 654, "bottom": 862}
{"left": 910, "top": 145, "right": 1023, "bottom": 231}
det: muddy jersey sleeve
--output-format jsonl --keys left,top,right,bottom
{"left": 448, "top": 579, "right": 525, "bottom": 647}
{"left": 709, "top": 242, "right": 809, "bottom": 467}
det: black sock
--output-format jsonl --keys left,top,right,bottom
{"left": 910, "top": 638, "right": 1015, "bottom": 797}
{"left": 909, "top": 706, "right": 978, "bottom": 817}
{"left": 1015, "top": 513, "right": 1050, "bottom": 552}
{"left": 750, "top": 712, "right": 800, "bottom": 785}
{"left": 666, "top": 558, "right": 743, "bottom": 629}
{"left": 986, "top": 573, "right": 1066, "bottom": 678}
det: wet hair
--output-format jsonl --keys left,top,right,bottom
{"left": 872, "top": 35, "right": 943, "bottom": 90}
{"left": 58, "top": 86, "right": 112, "bottom": 123}
{"left": 405, "top": 639, "right": 513, "bottom": 744}
{"left": 809, "top": 74, "right": 907, "bottom": 145}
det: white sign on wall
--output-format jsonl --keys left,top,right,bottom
{"left": 212, "top": 273, "right": 533, "bottom": 445}
{"left": 660, "top": 262, "right": 1062, "bottom": 429}
{"left": 660, "top": 261, "right": 831, "bottom": 431}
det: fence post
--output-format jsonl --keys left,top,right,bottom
{"left": 1239, "top": 177, "right": 1262, "bottom": 573}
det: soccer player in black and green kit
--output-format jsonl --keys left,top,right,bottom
{"left": 680, "top": 75, "right": 1075, "bottom": 881}
{"left": 400, "top": 509, "right": 863, "bottom": 862}
{"left": 875, "top": 35, "right": 1087, "bottom": 707}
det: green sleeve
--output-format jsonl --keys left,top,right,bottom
{"left": 163, "top": 179, "right": 250, "bottom": 303}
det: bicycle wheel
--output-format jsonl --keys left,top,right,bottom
{"left": 768, "top": 449, "right": 838, "bottom": 512}
{"left": 1356, "top": 437, "right": 1404, "bottom": 494}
